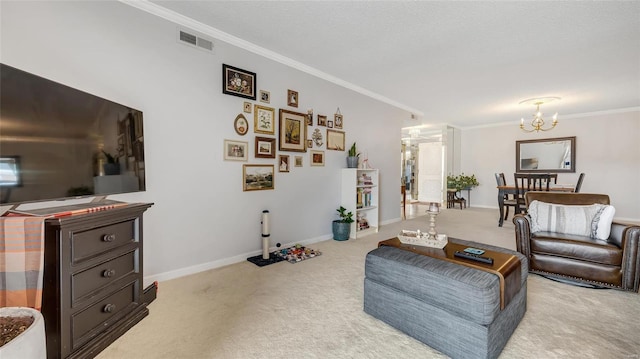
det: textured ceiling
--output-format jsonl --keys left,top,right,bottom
{"left": 150, "top": 1, "right": 640, "bottom": 133}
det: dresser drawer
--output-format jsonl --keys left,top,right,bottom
{"left": 72, "top": 250, "right": 138, "bottom": 303}
{"left": 71, "top": 281, "right": 138, "bottom": 349}
{"left": 71, "top": 220, "right": 135, "bottom": 263}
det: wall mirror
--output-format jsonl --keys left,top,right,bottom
{"left": 516, "top": 136, "right": 576, "bottom": 173}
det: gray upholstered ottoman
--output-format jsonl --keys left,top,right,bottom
{"left": 364, "top": 238, "right": 527, "bottom": 359}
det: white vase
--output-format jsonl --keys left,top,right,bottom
{"left": 0, "top": 307, "right": 46, "bottom": 359}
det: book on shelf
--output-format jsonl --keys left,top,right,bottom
{"left": 356, "top": 188, "right": 374, "bottom": 208}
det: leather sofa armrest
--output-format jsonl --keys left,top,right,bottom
{"left": 614, "top": 224, "right": 640, "bottom": 291}
{"left": 513, "top": 214, "right": 532, "bottom": 261}
{"left": 608, "top": 222, "right": 635, "bottom": 247}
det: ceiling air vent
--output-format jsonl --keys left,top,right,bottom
{"left": 177, "top": 28, "right": 215, "bottom": 54}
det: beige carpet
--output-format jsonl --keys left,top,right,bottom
{"left": 97, "top": 208, "right": 640, "bottom": 359}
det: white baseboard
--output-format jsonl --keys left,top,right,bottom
{"left": 143, "top": 233, "right": 332, "bottom": 286}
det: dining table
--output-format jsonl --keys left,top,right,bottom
{"left": 497, "top": 185, "right": 574, "bottom": 227}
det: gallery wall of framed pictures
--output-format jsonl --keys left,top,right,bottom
{"left": 221, "top": 63, "right": 350, "bottom": 191}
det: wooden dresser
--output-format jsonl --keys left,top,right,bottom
{"left": 41, "top": 202, "right": 153, "bottom": 359}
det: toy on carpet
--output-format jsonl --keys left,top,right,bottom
{"left": 276, "top": 244, "right": 322, "bottom": 263}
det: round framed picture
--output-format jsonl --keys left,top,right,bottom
{"left": 234, "top": 114, "right": 249, "bottom": 135}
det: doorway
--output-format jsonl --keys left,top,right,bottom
{"left": 401, "top": 125, "right": 460, "bottom": 218}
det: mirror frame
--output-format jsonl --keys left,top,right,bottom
{"left": 515, "top": 136, "right": 576, "bottom": 173}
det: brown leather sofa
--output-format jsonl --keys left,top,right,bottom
{"left": 513, "top": 192, "right": 640, "bottom": 292}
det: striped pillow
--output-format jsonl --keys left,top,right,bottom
{"left": 528, "top": 200, "right": 608, "bottom": 239}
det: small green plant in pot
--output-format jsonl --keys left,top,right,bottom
{"left": 332, "top": 206, "right": 354, "bottom": 241}
{"left": 346, "top": 142, "right": 359, "bottom": 168}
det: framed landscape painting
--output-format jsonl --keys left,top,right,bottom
{"left": 222, "top": 64, "right": 256, "bottom": 100}
{"left": 243, "top": 164, "right": 274, "bottom": 191}
{"left": 279, "top": 109, "right": 307, "bottom": 152}
{"left": 255, "top": 136, "right": 276, "bottom": 158}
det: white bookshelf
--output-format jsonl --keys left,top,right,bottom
{"left": 341, "top": 168, "right": 379, "bottom": 239}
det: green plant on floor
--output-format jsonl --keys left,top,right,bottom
{"left": 447, "top": 173, "right": 479, "bottom": 190}
{"left": 335, "top": 206, "right": 354, "bottom": 223}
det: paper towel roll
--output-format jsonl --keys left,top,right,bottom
{"left": 262, "top": 210, "right": 270, "bottom": 259}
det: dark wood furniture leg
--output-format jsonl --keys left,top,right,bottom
{"left": 498, "top": 188, "right": 505, "bottom": 227}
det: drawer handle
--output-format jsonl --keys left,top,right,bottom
{"left": 102, "top": 234, "right": 116, "bottom": 242}
{"left": 103, "top": 304, "right": 116, "bottom": 313}
{"left": 102, "top": 269, "right": 116, "bottom": 278}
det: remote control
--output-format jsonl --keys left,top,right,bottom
{"left": 463, "top": 247, "right": 485, "bottom": 255}
{"left": 454, "top": 250, "right": 494, "bottom": 264}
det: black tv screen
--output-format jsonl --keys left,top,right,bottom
{"left": 0, "top": 63, "right": 146, "bottom": 205}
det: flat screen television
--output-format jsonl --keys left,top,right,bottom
{"left": 0, "top": 63, "right": 146, "bottom": 205}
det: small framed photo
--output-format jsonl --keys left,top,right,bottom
{"left": 243, "top": 102, "right": 252, "bottom": 113}
{"left": 254, "top": 105, "right": 275, "bottom": 135}
{"left": 327, "top": 129, "right": 345, "bottom": 151}
{"left": 327, "top": 120, "right": 334, "bottom": 128}
{"left": 279, "top": 109, "right": 307, "bottom": 152}
{"left": 255, "top": 136, "right": 276, "bottom": 158}
{"left": 223, "top": 139, "right": 248, "bottom": 161}
{"left": 234, "top": 114, "right": 249, "bottom": 135}
{"left": 278, "top": 155, "right": 290, "bottom": 172}
{"left": 243, "top": 164, "right": 274, "bottom": 191}
{"left": 307, "top": 139, "right": 313, "bottom": 148}
{"left": 222, "top": 64, "right": 256, "bottom": 100}
{"left": 295, "top": 156, "right": 303, "bottom": 167}
{"left": 287, "top": 89, "right": 298, "bottom": 107}
{"left": 310, "top": 150, "right": 325, "bottom": 166}
{"left": 334, "top": 114, "right": 343, "bottom": 129}
{"left": 317, "top": 115, "right": 327, "bottom": 126}
{"left": 260, "top": 90, "right": 270, "bottom": 103}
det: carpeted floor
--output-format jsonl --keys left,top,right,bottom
{"left": 96, "top": 207, "right": 640, "bottom": 359}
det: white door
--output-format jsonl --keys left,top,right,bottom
{"left": 417, "top": 142, "right": 444, "bottom": 204}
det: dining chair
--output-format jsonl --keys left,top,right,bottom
{"left": 513, "top": 173, "right": 551, "bottom": 214}
{"left": 574, "top": 173, "right": 585, "bottom": 193}
{"left": 495, "top": 173, "right": 517, "bottom": 221}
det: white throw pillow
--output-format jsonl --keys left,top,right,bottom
{"left": 593, "top": 205, "right": 615, "bottom": 240}
{"left": 528, "top": 200, "right": 606, "bottom": 238}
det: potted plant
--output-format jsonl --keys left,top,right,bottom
{"left": 447, "top": 173, "right": 479, "bottom": 191}
{"left": 102, "top": 150, "right": 120, "bottom": 175}
{"left": 332, "top": 206, "right": 354, "bottom": 241}
{"left": 346, "top": 142, "right": 359, "bottom": 168}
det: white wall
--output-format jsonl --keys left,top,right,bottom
{"left": 460, "top": 110, "right": 640, "bottom": 222}
{"left": 1, "top": 2, "right": 407, "bottom": 283}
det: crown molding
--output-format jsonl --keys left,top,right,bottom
{"left": 119, "top": 0, "right": 423, "bottom": 116}
{"left": 461, "top": 106, "right": 640, "bottom": 130}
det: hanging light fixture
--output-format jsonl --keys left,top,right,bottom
{"left": 519, "top": 97, "right": 560, "bottom": 132}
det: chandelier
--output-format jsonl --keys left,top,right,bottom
{"left": 519, "top": 97, "right": 560, "bottom": 133}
